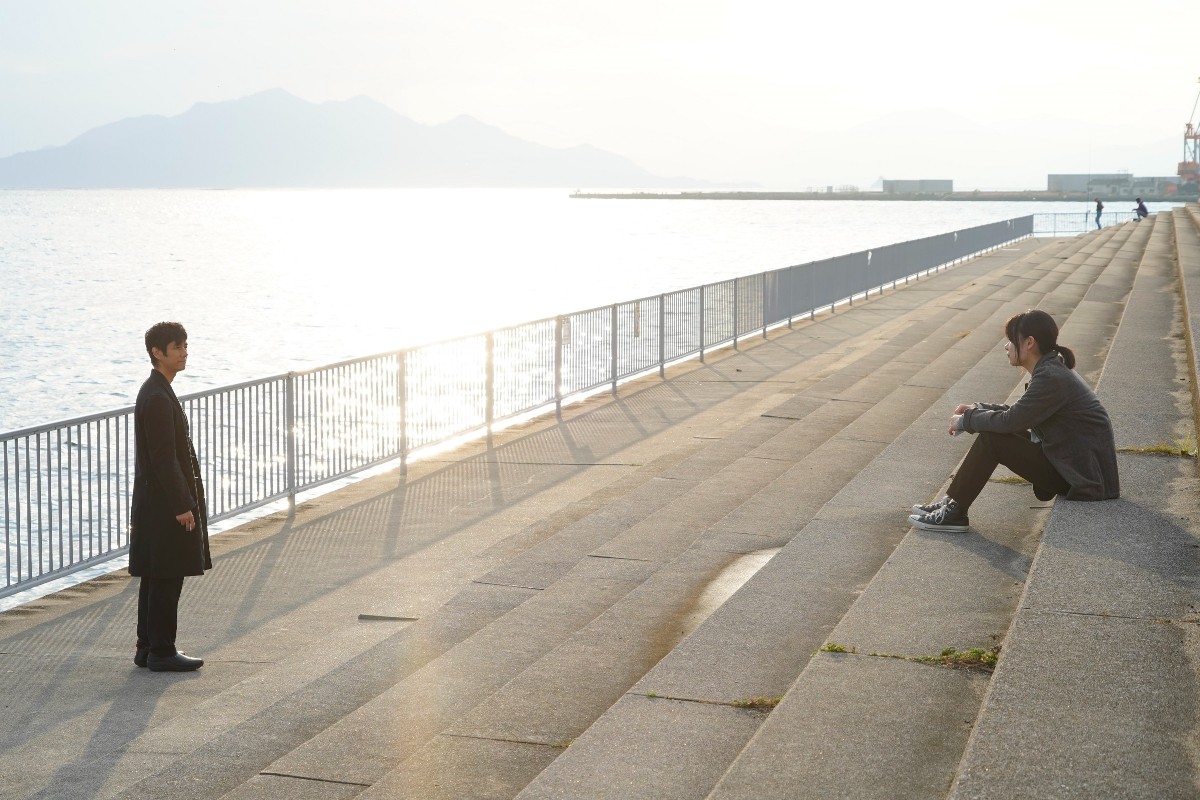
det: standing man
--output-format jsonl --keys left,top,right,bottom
{"left": 129, "top": 322, "right": 211, "bottom": 672}
{"left": 1094, "top": 197, "right": 1104, "bottom": 229}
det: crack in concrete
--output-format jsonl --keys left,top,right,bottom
{"left": 587, "top": 554, "right": 654, "bottom": 563}
{"left": 471, "top": 579, "right": 545, "bottom": 591}
{"left": 258, "top": 771, "right": 372, "bottom": 787}
{"left": 628, "top": 689, "right": 776, "bottom": 713}
{"left": 440, "top": 731, "right": 570, "bottom": 749}
{"left": 1039, "top": 608, "right": 1196, "bottom": 624}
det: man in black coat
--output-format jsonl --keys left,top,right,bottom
{"left": 129, "top": 322, "right": 211, "bottom": 672}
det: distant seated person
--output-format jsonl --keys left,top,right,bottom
{"left": 1134, "top": 198, "right": 1149, "bottom": 220}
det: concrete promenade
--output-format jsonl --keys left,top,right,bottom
{"left": 1, "top": 207, "right": 1197, "bottom": 799}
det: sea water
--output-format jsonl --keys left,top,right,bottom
{"left": 0, "top": 189, "right": 1171, "bottom": 433}
{"left": 1, "top": 189, "right": 1180, "bottom": 609}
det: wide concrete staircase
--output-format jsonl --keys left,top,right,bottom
{"left": 0, "top": 208, "right": 1196, "bottom": 800}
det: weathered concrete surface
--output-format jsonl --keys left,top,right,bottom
{"left": 950, "top": 211, "right": 1200, "bottom": 798}
{"left": 1, "top": 210, "right": 1196, "bottom": 800}
{"left": 516, "top": 228, "right": 1139, "bottom": 799}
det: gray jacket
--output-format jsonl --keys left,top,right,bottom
{"left": 961, "top": 352, "right": 1119, "bottom": 501}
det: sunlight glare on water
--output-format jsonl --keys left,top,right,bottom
{"left": 0, "top": 188, "right": 1146, "bottom": 431}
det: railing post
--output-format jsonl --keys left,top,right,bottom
{"left": 699, "top": 285, "right": 706, "bottom": 363}
{"left": 762, "top": 273, "right": 768, "bottom": 339}
{"left": 485, "top": 332, "right": 496, "bottom": 443}
{"left": 284, "top": 372, "right": 296, "bottom": 513}
{"left": 555, "top": 315, "right": 564, "bottom": 419}
{"left": 611, "top": 305, "right": 618, "bottom": 396}
{"left": 397, "top": 351, "right": 408, "bottom": 476}
{"left": 658, "top": 296, "right": 665, "bottom": 378}
{"left": 810, "top": 266, "right": 816, "bottom": 320}
{"left": 786, "top": 268, "right": 794, "bottom": 329}
{"left": 733, "top": 279, "right": 739, "bottom": 351}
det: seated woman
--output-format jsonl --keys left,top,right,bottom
{"left": 909, "top": 309, "right": 1120, "bottom": 532}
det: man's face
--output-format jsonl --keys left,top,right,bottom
{"left": 153, "top": 339, "right": 188, "bottom": 374}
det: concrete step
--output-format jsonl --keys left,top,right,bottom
{"left": 503, "top": 234, "right": 1138, "bottom": 799}
{"left": 7, "top": 273, "right": 954, "bottom": 798}
{"left": 208, "top": 237, "right": 1099, "bottom": 800}
{"left": 235, "top": 242, "right": 1081, "bottom": 799}
{"left": 949, "top": 212, "right": 1200, "bottom": 798}
{"left": 0, "top": 228, "right": 1128, "bottom": 800}
{"left": 1172, "top": 204, "right": 1200, "bottom": 441}
{"left": 700, "top": 222, "right": 1150, "bottom": 800}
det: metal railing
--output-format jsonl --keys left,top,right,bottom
{"left": 1, "top": 216, "right": 1033, "bottom": 599}
{"left": 1032, "top": 211, "right": 1137, "bottom": 236}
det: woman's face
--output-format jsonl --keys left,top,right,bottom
{"left": 1004, "top": 336, "right": 1020, "bottom": 366}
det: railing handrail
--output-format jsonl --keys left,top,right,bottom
{"left": 5, "top": 217, "right": 1046, "bottom": 441}
{"left": 2, "top": 215, "right": 1035, "bottom": 600}
{"left": 1031, "top": 210, "right": 1139, "bottom": 236}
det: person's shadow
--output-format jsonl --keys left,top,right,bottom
{"left": 2, "top": 578, "right": 191, "bottom": 800}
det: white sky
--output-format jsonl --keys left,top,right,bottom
{"left": 1, "top": 0, "right": 1198, "bottom": 189}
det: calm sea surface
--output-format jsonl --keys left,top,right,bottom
{"left": 0, "top": 189, "right": 1169, "bottom": 432}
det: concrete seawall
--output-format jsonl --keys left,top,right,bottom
{"left": 0, "top": 208, "right": 1196, "bottom": 799}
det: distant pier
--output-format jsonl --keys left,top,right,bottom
{"left": 570, "top": 189, "right": 1198, "bottom": 202}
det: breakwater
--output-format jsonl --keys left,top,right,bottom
{"left": 571, "top": 190, "right": 1197, "bottom": 202}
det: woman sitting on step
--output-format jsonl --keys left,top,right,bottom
{"left": 909, "top": 309, "right": 1120, "bottom": 533}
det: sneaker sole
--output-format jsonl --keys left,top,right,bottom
{"left": 909, "top": 515, "right": 969, "bottom": 533}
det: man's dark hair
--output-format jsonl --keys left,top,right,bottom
{"left": 145, "top": 321, "right": 188, "bottom": 365}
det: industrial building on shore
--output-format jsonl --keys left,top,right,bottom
{"left": 1047, "top": 173, "right": 1181, "bottom": 198}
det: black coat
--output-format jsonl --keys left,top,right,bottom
{"left": 128, "top": 370, "right": 212, "bottom": 577}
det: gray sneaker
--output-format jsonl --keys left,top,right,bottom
{"left": 910, "top": 495, "right": 950, "bottom": 515}
{"left": 909, "top": 499, "right": 970, "bottom": 533}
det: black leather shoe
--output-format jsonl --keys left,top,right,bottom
{"left": 134, "top": 646, "right": 149, "bottom": 668}
{"left": 147, "top": 652, "right": 204, "bottom": 672}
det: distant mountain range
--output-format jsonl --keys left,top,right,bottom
{"left": 0, "top": 89, "right": 701, "bottom": 189}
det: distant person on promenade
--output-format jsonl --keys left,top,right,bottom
{"left": 129, "top": 322, "right": 211, "bottom": 672}
{"left": 1134, "top": 197, "right": 1149, "bottom": 220}
{"left": 1094, "top": 198, "right": 1104, "bottom": 229}
{"left": 908, "top": 309, "right": 1119, "bottom": 533}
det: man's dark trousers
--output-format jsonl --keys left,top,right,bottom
{"left": 137, "top": 576, "right": 185, "bottom": 657}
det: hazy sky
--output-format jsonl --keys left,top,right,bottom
{"left": 2, "top": 0, "right": 1198, "bottom": 189}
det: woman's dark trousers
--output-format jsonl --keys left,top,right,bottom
{"left": 137, "top": 576, "right": 185, "bottom": 657}
{"left": 948, "top": 431, "right": 1070, "bottom": 511}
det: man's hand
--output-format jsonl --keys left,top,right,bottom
{"left": 953, "top": 403, "right": 973, "bottom": 415}
{"left": 176, "top": 510, "right": 195, "bottom": 531}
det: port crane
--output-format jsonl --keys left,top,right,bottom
{"left": 1180, "top": 77, "right": 1200, "bottom": 193}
